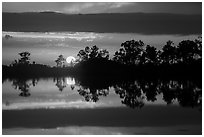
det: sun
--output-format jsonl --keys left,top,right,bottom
{"left": 66, "top": 56, "right": 76, "bottom": 64}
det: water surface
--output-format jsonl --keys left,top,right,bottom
{"left": 2, "top": 77, "right": 202, "bottom": 135}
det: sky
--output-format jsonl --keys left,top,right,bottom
{"left": 2, "top": 32, "right": 199, "bottom": 66}
{"left": 2, "top": 2, "right": 201, "bottom": 14}
{"left": 2, "top": 2, "right": 202, "bottom": 66}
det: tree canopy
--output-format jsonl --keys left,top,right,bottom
{"left": 77, "top": 45, "right": 109, "bottom": 62}
{"left": 55, "top": 55, "right": 66, "bottom": 67}
{"left": 113, "top": 40, "right": 144, "bottom": 65}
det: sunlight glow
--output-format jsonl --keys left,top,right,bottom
{"left": 66, "top": 56, "right": 76, "bottom": 64}
{"left": 66, "top": 77, "right": 75, "bottom": 85}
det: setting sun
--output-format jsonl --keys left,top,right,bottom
{"left": 66, "top": 56, "right": 76, "bottom": 64}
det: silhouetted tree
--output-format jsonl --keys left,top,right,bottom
{"left": 142, "top": 45, "right": 159, "bottom": 65}
{"left": 77, "top": 45, "right": 109, "bottom": 62}
{"left": 177, "top": 40, "right": 200, "bottom": 64}
{"left": 77, "top": 47, "right": 89, "bottom": 61}
{"left": 89, "top": 45, "right": 99, "bottom": 59}
{"left": 55, "top": 55, "right": 66, "bottom": 67}
{"left": 113, "top": 40, "right": 144, "bottom": 65}
{"left": 98, "top": 49, "right": 109, "bottom": 59}
{"left": 160, "top": 41, "right": 177, "bottom": 64}
{"left": 10, "top": 59, "right": 18, "bottom": 67}
{"left": 17, "top": 51, "right": 31, "bottom": 65}
{"left": 194, "top": 36, "right": 202, "bottom": 58}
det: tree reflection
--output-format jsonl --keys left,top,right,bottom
{"left": 12, "top": 78, "right": 39, "bottom": 97}
{"left": 8, "top": 77, "right": 201, "bottom": 108}
{"left": 158, "top": 80, "right": 178, "bottom": 105}
{"left": 114, "top": 81, "right": 144, "bottom": 109}
{"left": 53, "top": 77, "right": 66, "bottom": 92}
{"left": 113, "top": 79, "right": 201, "bottom": 109}
{"left": 140, "top": 80, "right": 158, "bottom": 102}
{"left": 176, "top": 81, "right": 202, "bottom": 107}
{"left": 77, "top": 86, "right": 109, "bottom": 102}
{"left": 158, "top": 80, "right": 202, "bottom": 107}
{"left": 70, "top": 85, "right": 75, "bottom": 90}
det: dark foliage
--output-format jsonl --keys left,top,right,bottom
{"left": 3, "top": 38, "right": 202, "bottom": 81}
{"left": 7, "top": 76, "right": 201, "bottom": 109}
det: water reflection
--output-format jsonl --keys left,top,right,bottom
{"left": 158, "top": 80, "right": 202, "bottom": 107}
{"left": 12, "top": 78, "right": 39, "bottom": 97}
{"left": 77, "top": 87, "right": 109, "bottom": 102}
{"left": 114, "top": 81, "right": 145, "bottom": 109}
{"left": 6, "top": 77, "right": 202, "bottom": 108}
{"left": 53, "top": 77, "right": 66, "bottom": 92}
{"left": 67, "top": 77, "right": 75, "bottom": 90}
{"left": 66, "top": 77, "right": 75, "bottom": 85}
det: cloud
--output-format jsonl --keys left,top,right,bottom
{"left": 3, "top": 31, "right": 103, "bottom": 42}
{"left": 61, "top": 2, "right": 132, "bottom": 14}
{"left": 109, "top": 2, "right": 132, "bottom": 8}
{"left": 62, "top": 3, "right": 94, "bottom": 13}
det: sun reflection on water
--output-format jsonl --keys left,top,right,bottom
{"left": 66, "top": 77, "right": 75, "bottom": 85}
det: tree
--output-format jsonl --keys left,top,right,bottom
{"left": 89, "top": 45, "right": 99, "bottom": 59}
{"left": 98, "top": 49, "right": 109, "bottom": 59}
{"left": 160, "top": 41, "right": 177, "bottom": 64}
{"left": 55, "top": 55, "right": 66, "bottom": 67}
{"left": 18, "top": 51, "right": 31, "bottom": 65}
{"left": 113, "top": 40, "right": 144, "bottom": 65}
{"left": 194, "top": 36, "right": 202, "bottom": 59}
{"left": 143, "top": 45, "right": 158, "bottom": 64}
{"left": 77, "top": 45, "right": 109, "bottom": 62}
{"left": 177, "top": 40, "right": 199, "bottom": 64}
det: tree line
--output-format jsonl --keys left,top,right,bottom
{"left": 77, "top": 37, "right": 201, "bottom": 65}
{"left": 3, "top": 37, "right": 202, "bottom": 79}
{"left": 9, "top": 37, "right": 202, "bottom": 67}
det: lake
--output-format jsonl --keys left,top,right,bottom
{"left": 2, "top": 5, "right": 202, "bottom": 135}
{"left": 2, "top": 76, "right": 202, "bottom": 135}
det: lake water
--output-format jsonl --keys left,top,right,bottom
{"left": 2, "top": 76, "right": 202, "bottom": 135}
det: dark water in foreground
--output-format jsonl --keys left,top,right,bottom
{"left": 2, "top": 77, "right": 202, "bottom": 135}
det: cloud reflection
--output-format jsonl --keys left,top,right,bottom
{"left": 2, "top": 100, "right": 108, "bottom": 110}
{"left": 3, "top": 126, "right": 123, "bottom": 135}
